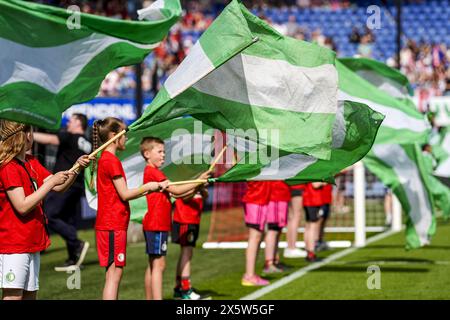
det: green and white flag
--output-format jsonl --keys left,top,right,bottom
{"left": 341, "top": 58, "right": 438, "bottom": 248}
{"left": 130, "top": 0, "right": 338, "bottom": 160}
{"left": 0, "top": 0, "right": 181, "bottom": 129}
{"left": 337, "top": 60, "right": 430, "bottom": 145}
{"left": 432, "top": 127, "right": 450, "bottom": 184}
{"left": 214, "top": 101, "right": 383, "bottom": 183}
{"left": 85, "top": 117, "right": 214, "bottom": 223}
{"left": 364, "top": 144, "right": 436, "bottom": 249}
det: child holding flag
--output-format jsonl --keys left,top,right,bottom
{"left": 92, "top": 118, "right": 167, "bottom": 300}
{"left": 139, "top": 137, "right": 210, "bottom": 300}
{"left": 0, "top": 120, "right": 90, "bottom": 300}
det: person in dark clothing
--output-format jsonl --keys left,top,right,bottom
{"left": 34, "top": 113, "right": 92, "bottom": 271}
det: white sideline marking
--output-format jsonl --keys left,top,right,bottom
{"left": 240, "top": 229, "right": 399, "bottom": 300}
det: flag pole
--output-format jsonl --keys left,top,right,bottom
{"left": 69, "top": 129, "right": 128, "bottom": 173}
{"left": 167, "top": 179, "right": 208, "bottom": 186}
{"left": 209, "top": 145, "right": 228, "bottom": 171}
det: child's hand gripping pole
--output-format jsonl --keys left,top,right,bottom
{"left": 68, "top": 129, "right": 128, "bottom": 173}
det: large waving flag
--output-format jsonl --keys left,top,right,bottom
{"left": 85, "top": 103, "right": 383, "bottom": 223}
{"left": 130, "top": 0, "right": 338, "bottom": 160}
{"left": 215, "top": 101, "right": 383, "bottom": 183}
{"left": 0, "top": 0, "right": 181, "bottom": 129}
{"left": 339, "top": 58, "right": 440, "bottom": 249}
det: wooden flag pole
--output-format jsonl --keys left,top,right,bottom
{"left": 209, "top": 145, "right": 228, "bottom": 172}
{"left": 165, "top": 145, "right": 229, "bottom": 187}
{"left": 167, "top": 179, "right": 208, "bottom": 186}
{"left": 69, "top": 129, "right": 128, "bottom": 173}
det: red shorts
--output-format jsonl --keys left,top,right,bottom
{"left": 244, "top": 202, "right": 269, "bottom": 232}
{"left": 96, "top": 230, "right": 127, "bottom": 268}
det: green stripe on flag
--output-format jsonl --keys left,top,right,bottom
{"left": 215, "top": 101, "right": 383, "bottom": 183}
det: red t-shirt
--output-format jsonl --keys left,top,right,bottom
{"left": 302, "top": 183, "right": 333, "bottom": 207}
{"left": 142, "top": 165, "right": 172, "bottom": 232}
{"left": 0, "top": 155, "right": 51, "bottom": 254}
{"left": 242, "top": 181, "right": 272, "bottom": 205}
{"left": 95, "top": 151, "right": 130, "bottom": 231}
{"left": 269, "top": 181, "right": 291, "bottom": 202}
{"left": 173, "top": 195, "right": 203, "bottom": 225}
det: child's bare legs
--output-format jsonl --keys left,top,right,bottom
{"left": 146, "top": 256, "right": 166, "bottom": 300}
{"left": 177, "top": 246, "right": 193, "bottom": 279}
{"left": 103, "top": 263, "right": 123, "bottom": 300}
{"left": 304, "top": 221, "right": 320, "bottom": 253}
{"left": 245, "top": 228, "right": 263, "bottom": 277}
{"left": 287, "top": 196, "right": 302, "bottom": 249}
{"left": 384, "top": 191, "right": 393, "bottom": 225}
{"left": 144, "top": 264, "right": 152, "bottom": 300}
{"left": 264, "top": 229, "right": 278, "bottom": 267}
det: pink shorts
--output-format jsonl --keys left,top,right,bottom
{"left": 244, "top": 201, "right": 288, "bottom": 232}
{"left": 267, "top": 201, "right": 288, "bottom": 230}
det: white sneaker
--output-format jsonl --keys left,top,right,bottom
{"left": 283, "top": 248, "right": 307, "bottom": 258}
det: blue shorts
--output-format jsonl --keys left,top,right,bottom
{"left": 144, "top": 231, "right": 168, "bottom": 256}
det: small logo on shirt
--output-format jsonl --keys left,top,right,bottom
{"left": 117, "top": 253, "right": 125, "bottom": 262}
{"left": 161, "top": 241, "right": 167, "bottom": 252}
{"left": 5, "top": 270, "right": 15, "bottom": 283}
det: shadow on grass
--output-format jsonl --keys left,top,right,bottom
{"left": 311, "top": 266, "right": 429, "bottom": 273}
{"left": 343, "top": 257, "right": 437, "bottom": 265}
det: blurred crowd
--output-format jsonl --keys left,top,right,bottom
{"left": 399, "top": 41, "right": 450, "bottom": 100}
{"left": 37, "top": 0, "right": 449, "bottom": 99}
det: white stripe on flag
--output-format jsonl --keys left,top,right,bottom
{"left": 355, "top": 70, "right": 409, "bottom": 99}
{"left": 138, "top": 0, "right": 165, "bottom": 20}
{"left": 0, "top": 34, "right": 158, "bottom": 93}
{"left": 254, "top": 153, "right": 317, "bottom": 180}
{"left": 193, "top": 53, "right": 337, "bottom": 114}
{"left": 164, "top": 41, "right": 215, "bottom": 98}
{"left": 372, "top": 144, "right": 432, "bottom": 245}
{"left": 338, "top": 91, "right": 428, "bottom": 132}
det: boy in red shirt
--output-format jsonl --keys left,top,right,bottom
{"left": 172, "top": 186, "right": 208, "bottom": 300}
{"left": 303, "top": 182, "right": 332, "bottom": 262}
{"left": 140, "top": 137, "right": 210, "bottom": 300}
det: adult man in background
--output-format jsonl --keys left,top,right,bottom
{"left": 34, "top": 113, "right": 92, "bottom": 271}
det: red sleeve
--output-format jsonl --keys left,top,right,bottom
{"left": 0, "top": 164, "right": 23, "bottom": 190}
{"left": 30, "top": 158, "right": 51, "bottom": 182}
{"left": 144, "top": 166, "right": 167, "bottom": 183}
{"left": 106, "top": 157, "right": 125, "bottom": 179}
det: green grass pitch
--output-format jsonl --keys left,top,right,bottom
{"left": 37, "top": 215, "right": 450, "bottom": 300}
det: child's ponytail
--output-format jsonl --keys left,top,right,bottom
{"left": 0, "top": 120, "right": 30, "bottom": 166}
{"left": 90, "top": 120, "right": 101, "bottom": 190}
{"left": 89, "top": 117, "right": 125, "bottom": 189}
